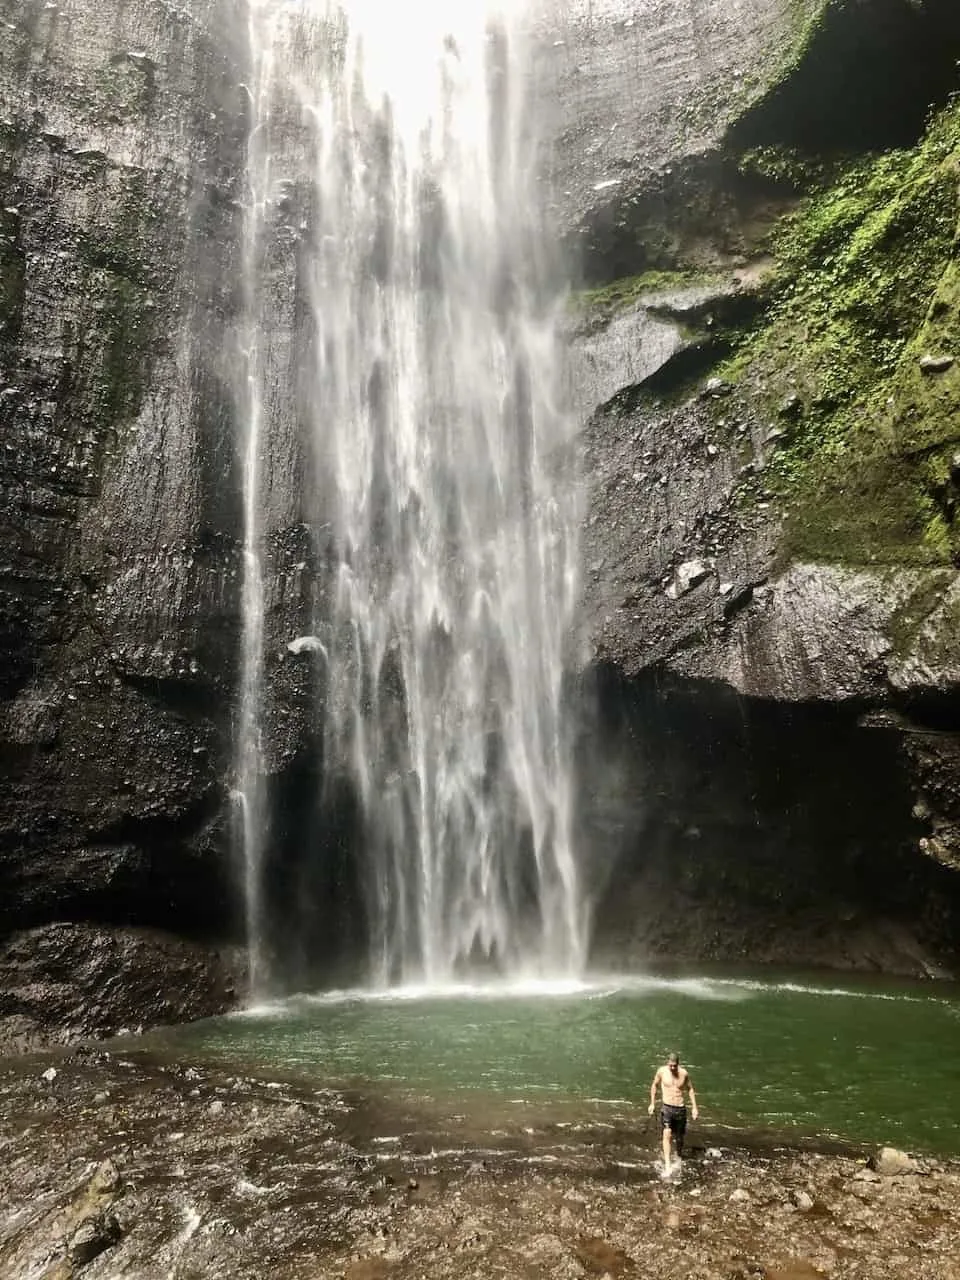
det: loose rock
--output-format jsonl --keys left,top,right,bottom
{"left": 701, "top": 376, "right": 733, "bottom": 398}
{"left": 666, "top": 559, "right": 713, "bottom": 599}
{"left": 919, "top": 353, "right": 955, "bottom": 373}
{"left": 875, "top": 1147, "right": 919, "bottom": 1176}
{"left": 69, "top": 1213, "right": 122, "bottom": 1266}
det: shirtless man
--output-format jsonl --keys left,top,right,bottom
{"left": 648, "top": 1051, "right": 698, "bottom": 1177}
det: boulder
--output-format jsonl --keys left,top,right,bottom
{"left": 874, "top": 1147, "right": 919, "bottom": 1176}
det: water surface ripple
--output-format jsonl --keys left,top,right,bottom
{"left": 151, "top": 971, "right": 960, "bottom": 1154}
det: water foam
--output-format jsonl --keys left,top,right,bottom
{"left": 708, "top": 977, "right": 956, "bottom": 1005}
{"left": 232, "top": 971, "right": 755, "bottom": 1014}
{"left": 232, "top": 970, "right": 960, "bottom": 1017}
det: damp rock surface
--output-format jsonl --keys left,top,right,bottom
{"left": 0, "top": 1051, "right": 957, "bottom": 1279}
{"left": 0, "top": 0, "right": 257, "bottom": 1040}
{"left": 0, "top": 924, "right": 244, "bottom": 1055}
{"left": 571, "top": 0, "right": 960, "bottom": 948}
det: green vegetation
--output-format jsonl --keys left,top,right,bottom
{"left": 570, "top": 268, "right": 724, "bottom": 323}
{"left": 1, "top": 87, "right": 177, "bottom": 466}
{"left": 573, "top": 94, "right": 960, "bottom": 571}
{"left": 886, "top": 568, "right": 954, "bottom": 657}
{"left": 737, "top": 145, "right": 833, "bottom": 190}
{"left": 97, "top": 274, "right": 157, "bottom": 424}
{"left": 720, "top": 101, "right": 960, "bottom": 566}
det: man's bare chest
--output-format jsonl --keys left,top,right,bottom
{"left": 661, "top": 1070, "right": 687, "bottom": 1099}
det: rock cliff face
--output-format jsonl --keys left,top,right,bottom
{"left": 2, "top": 0, "right": 959, "bottom": 1046}
{"left": 574, "top": 0, "right": 960, "bottom": 974}
{"left": 530, "top": 0, "right": 822, "bottom": 243}
{"left": 0, "top": 0, "right": 252, "bottom": 1046}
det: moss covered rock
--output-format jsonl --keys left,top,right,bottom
{"left": 725, "top": 104, "right": 960, "bottom": 567}
{"left": 575, "top": 0, "right": 960, "bottom": 896}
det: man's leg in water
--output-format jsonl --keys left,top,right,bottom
{"left": 661, "top": 1116, "right": 673, "bottom": 1172}
{"left": 675, "top": 1108, "right": 689, "bottom": 1168}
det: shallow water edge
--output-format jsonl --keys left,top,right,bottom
{"left": 2, "top": 1047, "right": 958, "bottom": 1279}
{"left": 145, "top": 969, "right": 960, "bottom": 1157}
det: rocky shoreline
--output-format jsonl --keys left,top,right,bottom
{"left": 1, "top": 1048, "right": 956, "bottom": 1279}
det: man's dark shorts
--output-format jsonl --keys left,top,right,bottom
{"left": 661, "top": 1104, "right": 687, "bottom": 1143}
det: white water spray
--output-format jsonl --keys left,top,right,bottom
{"left": 234, "top": 11, "right": 277, "bottom": 995}
{"left": 238, "top": 0, "right": 583, "bottom": 989}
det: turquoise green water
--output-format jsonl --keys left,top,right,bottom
{"left": 154, "top": 973, "right": 960, "bottom": 1154}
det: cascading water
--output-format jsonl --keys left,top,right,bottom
{"left": 237, "top": 0, "right": 583, "bottom": 990}
{"left": 234, "top": 9, "right": 275, "bottom": 997}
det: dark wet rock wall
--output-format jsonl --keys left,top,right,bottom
{"left": 578, "top": 668, "right": 960, "bottom": 977}
{"left": 0, "top": 0, "right": 254, "bottom": 1033}
{"left": 0, "top": 922, "right": 243, "bottom": 1053}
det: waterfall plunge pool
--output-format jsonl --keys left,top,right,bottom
{"left": 140, "top": 971, "right": 960, "bottom": 1156}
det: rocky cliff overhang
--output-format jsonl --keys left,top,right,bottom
{"left": 570, "top": 0, "right": 960, "bottom": 927}
{"left": 531, "top": 0, "right": 824, "bottom": 241}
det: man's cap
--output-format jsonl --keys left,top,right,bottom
{"left": 667, "top": 1051, "right": 680, "bottom": 1064}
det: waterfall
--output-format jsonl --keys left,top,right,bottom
{"left": 237, "top": 0, "right": 583, "bottom": 989}
{"left": 234, "top": 7, "right": 275, "bottom": 996}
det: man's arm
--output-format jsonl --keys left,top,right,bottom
{"left": 648, "top": 1069, "right": 660, "bottom": 1115}
{"left": 686, "top": 1076, "right": 699, "bottom": 1120}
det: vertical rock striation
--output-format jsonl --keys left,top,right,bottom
{"left": 0, "top": 0, "right": 254, "bottom": 1042}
